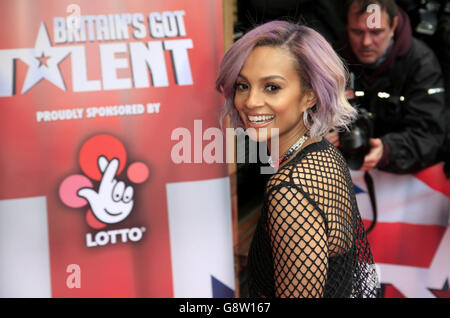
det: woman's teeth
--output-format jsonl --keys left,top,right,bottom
{"left": 248, "top": 115, "right": 275, "bottom": 124}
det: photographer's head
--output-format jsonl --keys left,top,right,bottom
{"left": 346, "top": 0, "right": 399, "bottom": 65}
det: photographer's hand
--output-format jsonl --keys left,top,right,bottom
{"left": 361, "top": 138, "right": 384, "bottom": 171}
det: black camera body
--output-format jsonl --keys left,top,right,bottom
{"left": 339, "top": 102, "right": 375, "bottom": 170}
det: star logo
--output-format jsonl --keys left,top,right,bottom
{"left": 20, "top": 22, "right": 72, "bottom": 94}
{"left": 0, "top": 22, "right": 72, "bottom": 96}
{"left": 36, "top": 52, "right": 50, "bottom": 68}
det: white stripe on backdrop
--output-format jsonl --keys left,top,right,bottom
{"left": 166, "top": 177, "right": 235, "bottom": 298}
{"left": 0, "top": 196, "right": 52, "bottom": 297}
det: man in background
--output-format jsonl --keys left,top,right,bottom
{"left": 331, "top": 0, "right": 446, "bottom": 174}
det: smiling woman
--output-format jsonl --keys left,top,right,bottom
{"left": 216, "top": 21, "right": 380, "bottom": 298}
{"left": 233, "top": 45, "right": 316, "bottom": 157}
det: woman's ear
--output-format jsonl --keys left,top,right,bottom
{"left": 305, "top": 90, "right": 317, "bottom": 109}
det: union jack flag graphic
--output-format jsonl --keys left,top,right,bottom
{"left": 352, "top": 163, "right": 450, "bottom": 298}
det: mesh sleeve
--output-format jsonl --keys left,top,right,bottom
{"left": 267, "top": 184, "right": 328, "bottom": 298}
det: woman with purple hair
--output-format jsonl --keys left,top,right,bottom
{"left": 216, "top": 21, "right": 380, "bottom": 298}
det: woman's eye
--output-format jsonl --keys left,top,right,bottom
{"left": 265, "top": 84, "right": 280, "bottom": 92}
{"left": 235, "top": 82, "right": 248, "bottom": 91}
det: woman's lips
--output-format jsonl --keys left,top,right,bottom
{"left": 245, "top": 114, "right": 275, "bottom": 128}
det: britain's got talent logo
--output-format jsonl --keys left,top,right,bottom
{"left": 59, "top": 134, "right": 149, "bottom": 247}
{"left": 0, "top": 10, "right": 193, "bottom": 97}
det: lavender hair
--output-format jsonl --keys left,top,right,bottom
{"left": 215, "top": 21, "right": 357, "bottom": 138}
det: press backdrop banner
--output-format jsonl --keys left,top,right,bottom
{"left": 0, "top": 0, "right": 235, "bottom": 297}
{"left": 353, "top": 164, "right": 450, "bottom": 298}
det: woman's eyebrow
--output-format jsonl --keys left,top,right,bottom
{"left": 237, "top": 74, "right": 287, "bottom": 82}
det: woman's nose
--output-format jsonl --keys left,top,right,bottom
{"left": 245, "top": 89, "right": 264, "bottom": 109}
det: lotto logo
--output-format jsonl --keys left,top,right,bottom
{"left": 59, "top": 134, "right": 149, "bottom": 246}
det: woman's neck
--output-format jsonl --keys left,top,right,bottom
{"left": 267, "top": 126, "right": 308, "bottom": 160}
{"left": 267, "top": 131, "right": 322, "bottom": 168}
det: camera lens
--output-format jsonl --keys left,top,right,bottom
{"left": 339, "top": 125, "right": 371, "bottom": 170}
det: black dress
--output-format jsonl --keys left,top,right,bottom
{"left": 247, "top": 138, "right": 380, "bottom": 298}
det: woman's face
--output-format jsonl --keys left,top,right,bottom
{"left": 234, "top": 45, "right": 315, "bottom": 143}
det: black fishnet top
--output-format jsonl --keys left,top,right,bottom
{"left": 247, "top": 138, "right": 380, "bottom": 298}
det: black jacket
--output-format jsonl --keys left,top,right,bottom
{"left": 342, "top": 10, "right": 447, "bottom": 174}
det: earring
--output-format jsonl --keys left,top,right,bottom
{"left": 303, "top": 108, "right": 312, "bottom": 130}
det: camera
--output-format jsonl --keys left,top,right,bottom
{"left": 339, "top": 100, "right": 375, "bottom": 170}
{"left": 416, "top": 0, "right": 442, "bottom": 35}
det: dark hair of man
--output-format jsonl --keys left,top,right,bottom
{"left": 346, "top": 0, "right": 399, "bottom": 27}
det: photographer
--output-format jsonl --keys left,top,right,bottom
{"left": 330, "top": 0, "right": 446, "bottom": 174}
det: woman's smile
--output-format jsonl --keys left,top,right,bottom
{"left": 246, "top": 113, "right": 275, "bottom": 127}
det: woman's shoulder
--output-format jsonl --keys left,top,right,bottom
{"left": 281, "top": 138, "right": 350, "bottom": 187}
{"left": 264, "top": 137, "right": 351, "bottom": 192}
{"left": 292, "top": 137, "right": 347, "bottom": 170}
{"left": 282, "top": 138, "right": 338, "bottom": 173}
{"left": 265, "top": 138, "right": 331, "bottom": 188}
